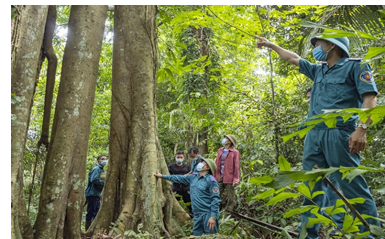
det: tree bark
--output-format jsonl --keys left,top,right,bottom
{"left": 11, "top": 5, "right": 49, "bottom": 239}
{"left": 27, "top": 4, "right": 58, "bottom": 217}
{"left": 192, "top": 27, "right": 210, "bottom": 156}
{"left": 33, "top": 5, "right": 107, "bottom": 239}
{"left": 39, "top": 5, "right": 58, "bottom": 148}
{"left": 88, "top": 5, "right": 190, "bottom": 238}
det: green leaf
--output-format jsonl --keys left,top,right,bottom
{"left": 278, "top": 156, "right": 291, "bottom": 171}
{"left": 370, "top": 225, "right": 385, "bottom": 237}
{"left": 284, "top": 208, "right": 300, "bottom": 218}
{"left": 299, "top": 20, "right": 331, "bottom": 29}
{"left": 281, "top": 229, "right": 293, "bottom": 239}
{"left": 297, "top": 183, "right": 311, "bottom": 198}
{"left": 175, "top": 42, "right": 187, "bottom": 50}
{"left": 310, "top": 191, "right": 325, "bottom": 200}
{"left": 374, "top": 185, "right": 385, "bottom": 195}
{"left": 354, "top": 31, "right": 378, "bottom": 40}
{"left": 307, "top": 208, "right": 333, "bottom": 227}
{"left": 163, "top": 68, "right": 174, "bottom": 79}
{"left": 249, "top": 176, "right": 273, "bottom": 185}
{"left": 299, "top": 221, "right": 308, "bottom": 239}
{"left": 266, "top": 192, "right": 300, "bottom": 206}
{"left": 345, "top": 168, "right": 368, "bottom": 183}
{"left": 363, "top": 47, "right": 385, "bottom": 61}
{"left": 254, "top": 188, "right": 275, "bottom": 200}
{"left": 281, "top": 125, "right": 315, "bottom": 142}
{"left": 319, "top": 28, "right": 357, "bottom": 38}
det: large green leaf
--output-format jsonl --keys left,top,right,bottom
{"left": 297, "top": 183, "right": 311, "bottom": 198}
{"left": 249, "top": 176, "right": 273, "bottom": 185}
{"left": 254, "top": 188, "right": 275, "bottom": 200}
{"left": 278, "top": 156, "right": 291, "bottom": 171}
{"left": 266, "top": 192, "right": 300, "bottom": 206}
{"left": 370, "top": 225, "right": 385, "bottom": 237}
{"left": 363, "top": 47, "right": 385, "bottom": 61}
{"left": 299, "top": 20, "right": 330, "bottom": 29}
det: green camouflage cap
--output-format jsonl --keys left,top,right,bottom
{"left": 224, "top": 134, "right": 237, "bottom": 146}
{"left": 201, "top": 158, "right": 216, "bottom": 175}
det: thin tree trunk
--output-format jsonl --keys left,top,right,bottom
{"left": 34, "top": 5, "right": 107, "bottom": 239}
{"left": 11, "top": 5, "right": 49, "bottom": 239}
{"left": 27, "top": 4, "right": 58, "bottom": 216}
{"left": 192, "top": 27, "right": 210, "bottom": 156}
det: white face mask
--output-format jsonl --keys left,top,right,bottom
{"left": 100, "top": 160, "right": 108, "bottom": 167}
{"left": 176, "top": 158, "right": 183, "bottom": 163}
{"left": 196, "top": 162, "right": 205, "bottom": 171}
{"left": 221, "top": 138, "right": 228, "bottom": 146}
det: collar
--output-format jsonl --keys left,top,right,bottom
{"left": 221, "top": 147, "right": 234, "bottom": 151}
{"left": 334, "top": 57, "right": 349, "bottom": 66}
{"left": 199, "top": 172, "right": 210, "bottom": 179}
{"left": 97, "top": 164, "right": 103, "bottom": 169}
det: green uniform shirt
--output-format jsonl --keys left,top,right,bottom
{"left": 299, "top": 57, "right": 378, "bottom": 128}
{"left": 163, "top": 172, "right": 220, "bottom": 218}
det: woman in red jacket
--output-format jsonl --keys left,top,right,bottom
{"left": 213, "top": 134, "right": 240, "bottom": 212}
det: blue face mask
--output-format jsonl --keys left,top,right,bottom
{"left": 221, "top": 138, "right": 227, "bottom": 146}
{"left": 176, "top": 158, "right": 183, "bottom": 163}
{"left": 196, "top": 162, "right": 205, "bottom": 171}
{"left": 312, "top": 45, "right": 329, "bottom": 61}
{"left": 100, "top": 160, "right": 108, "bottom": 167}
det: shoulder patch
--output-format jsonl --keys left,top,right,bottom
{"left": 212, "top": 186, "right": 219, "bottom": 194}
{"left": 210, "top": 175, "right": 216, "bottom": 182}
{"left": 348, "top": 58, "right": 363, "bottom": 61}
{"left": 360, "top": 71, "right": 374, "bottom": 83}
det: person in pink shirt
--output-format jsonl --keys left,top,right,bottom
{"left": 213, "top": 134, "right": 241, "bottom": 212}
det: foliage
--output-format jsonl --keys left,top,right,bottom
{"left": 21, "top": 4, "right": 385, "bottom": 238}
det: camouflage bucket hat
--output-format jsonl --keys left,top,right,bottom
{"left": 201, "top": 158, "right": 216, "bottom": 175}
{"left": 224, "top": 134, "right": 237, "bottom": 146}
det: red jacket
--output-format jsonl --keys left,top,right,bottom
{"left": 213, "top": 147, "right": 240, "bottom": 184}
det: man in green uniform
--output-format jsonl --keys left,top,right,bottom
{"left": 255, "top": 35, "right": 380, "bottom": 238}
{"left": 188, "top": 146, "right": 204, "bottom": 173}
{"left": 154, "top": 158, "right": 220, "bottom": 236}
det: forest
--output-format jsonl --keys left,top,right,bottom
{"left": 11, "top": 5, "right": 385, "bottom": 239}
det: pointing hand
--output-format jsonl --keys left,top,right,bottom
{"left": 255, "top": 35, "right": 271, "bottom": 49}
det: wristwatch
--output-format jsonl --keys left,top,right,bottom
{"left": 358, "top": 123, "right": 368, "bottom": 130}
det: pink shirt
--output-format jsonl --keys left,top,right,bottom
{"left": 213, "top": 147, "right": 240, "bottom": 184}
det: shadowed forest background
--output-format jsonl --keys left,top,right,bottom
{"left": 11, "top": 5, "right": 385, "bottom": 239}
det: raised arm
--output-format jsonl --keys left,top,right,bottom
{"left": 255, "top": 36, "right": 300, "bottom": 67}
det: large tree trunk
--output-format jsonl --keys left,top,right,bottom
{"left": 87, "top": 5, "right": 190, "bottom": 238}
{"left": 33, "top": 5, "right": 107, "bottom": 239}
{"left": 11, "top": 5, "right": 49, "bottom": 239}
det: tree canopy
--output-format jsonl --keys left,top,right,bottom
{"left": 12, "top": 5, "right": 385, "bottom": 239}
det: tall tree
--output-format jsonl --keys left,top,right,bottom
{"left": 33, "top": 5, "right": 107, "bottom": 239}
{"left": 86, "top": 5, "right": 191, "bottom": 238}
{"left": 11, "top": 5, "right": 49, "bottom": 239}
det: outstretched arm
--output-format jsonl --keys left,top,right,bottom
{"left": 255, "top": 36, "right": 300, "bottom": 67}
{"left": 154, "top": 171, "right": 191, "bottom": 185}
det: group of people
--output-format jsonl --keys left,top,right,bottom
{"left": 157, "top": 134, "right": 241, "bottom": 235}
{"left": 84, "top": 35, "right": 381, "bottom": 238}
